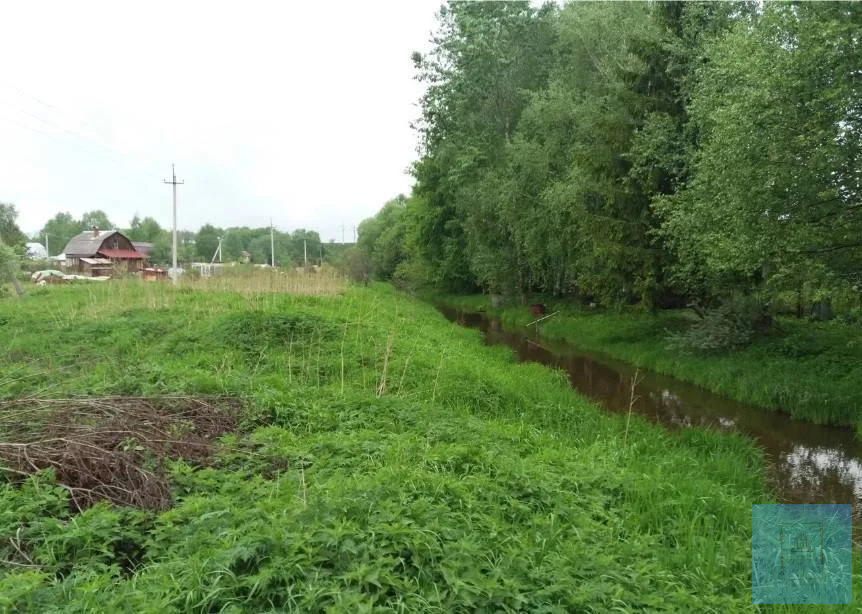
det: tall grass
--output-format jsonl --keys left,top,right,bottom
{"left": 1, "top": 281, "right": 859, "bottom": 610}
{"left": 181, "top": 266, "right": 346, "bottom": 296}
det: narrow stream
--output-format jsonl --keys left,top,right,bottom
{"left": 440, "top": 307, "right": 862, "bottom": 509}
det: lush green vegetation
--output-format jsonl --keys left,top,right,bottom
{"left": 358, "top": 1, "right": 862, "bottom": 347}
{"left": 437, "top": 294, "right": 862, "bottom": 430}
{"left": 3, "top": 280, "right": 844, "bottom": 611}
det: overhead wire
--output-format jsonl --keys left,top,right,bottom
{"left": 0, "top": 85, "right": 164, "bottom": 209}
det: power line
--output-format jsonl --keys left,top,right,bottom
{"left": 0, "top": 113, "right": 49, "bottom": 136}
{"left": 0, "top": 87, "right": 161, "bottom": 202}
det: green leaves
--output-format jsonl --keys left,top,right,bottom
{"left": 357, "top": 0, "right": 861, "bottom": 321}
{"left": 0, "top": 282, "right": 771, "bottom": 610}
{"left": 0, "top": 204, "right": 27, "bottom": 249}
{"left": 658, "top": 3, "right": 862, "bottom": 304}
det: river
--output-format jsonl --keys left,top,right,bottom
{"left": 440, "top": 307, "right": 862, "bottom": 511}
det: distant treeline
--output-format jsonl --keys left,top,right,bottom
{"left": 357, "top": 1, "right": 862, "bottom": 322}
{"left": 31, "top": 209, "right": 345, "bottom": 267}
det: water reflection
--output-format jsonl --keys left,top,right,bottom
{"left": 441, "top": 307, "right": 862, "bottom": 508}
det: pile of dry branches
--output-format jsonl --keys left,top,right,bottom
{"left": 0, "top": 396, "right": 242, "bottom": 511}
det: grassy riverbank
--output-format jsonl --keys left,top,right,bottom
{"left": 0, "top": 280, "right": 853, "bottom": 610}
{"left": 437, "top": 294, "right": 862, "bottom": 430}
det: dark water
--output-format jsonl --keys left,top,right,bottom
{"left": 440, "top": 307, "right": 862, "bottom": 509}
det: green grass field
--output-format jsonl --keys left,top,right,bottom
{"left": 436, "top": 294, "right": 862, "bottom": 430}
{"left": 0, "top": 280, "right": 856, "bottom": 611}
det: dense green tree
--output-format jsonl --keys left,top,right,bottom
{"left": 249, "top": 234, "right": 274, "bottom": 265}
{"left": 357, "top": 195, "right": 409, "bottom": 280}
{"left": 656, "top": 2, "right": 862, "bottom": 308}
{"left": 358, "top": 0, "right": 806, "bottom": 321}
{"left": 80, "top": 210, "right": 114, "bottom": 231}
{"left": 38, "top": 212, "right": 82, "bottom": 256}
{"left": 127, "top": 215, "right": 165, "bottom": 243}
{"left": 409, "top": 1, "right": 557, "bottom": 293}
{"left": 0, "top": 204, "right": 26, "bottom": 249}
{"left": 195, "top": 224, "right": 222, "bottom": 261}
{"left": 286, "top": 229, "right": 322, "bottom": 267}
{"left": 150, "top": 233, "right": 172, "bottom": 265}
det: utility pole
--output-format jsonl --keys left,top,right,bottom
{"left": 319, "top": 244, "right": 322, "bottom": 267}
{"left": 270, "top": 219, "right": 275, "bottom": 267}
{"left": 341, "top": 224, "right": 345, "bottom": 245}
{"left": 353, "top": 225, "right": 356, "bottom": 244}
{"left": 163, "top": 164, "right": 184, "bottom": 282}
{"left": 43, "top": 233, "right": 49, "bottom": 258}
{"left": 303, "top": 239, "right": 307, "bottom": 267}
{"left": 210, "top": 236, "right": 222, "bottom": 265}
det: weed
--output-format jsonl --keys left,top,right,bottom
{"left": 1, "top": 281, "right": 859, "bottom": 610}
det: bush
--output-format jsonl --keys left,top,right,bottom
{"left": 669, "top": 294, "right": 772, "bottom": 353}
{"left": 392, "top": 258, "right": 428, "bottom": 293}
{"left": 338, "top": 248, "right": 371, "bottom": 285}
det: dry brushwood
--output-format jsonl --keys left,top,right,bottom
{"left": 0, "top": 396, "right": 243, "bottom": 511}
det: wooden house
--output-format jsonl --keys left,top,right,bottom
{"left": 63, "top": 227, "right": 147, "bottom": 275}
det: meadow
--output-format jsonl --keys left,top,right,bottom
{"left": 436, "top": 294, "right": 862, "bottom": 431}
{"left": 0, "top": 278, "right": 856, "bottom": 610}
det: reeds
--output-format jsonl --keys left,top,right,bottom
{"left": 376, "top": 330, "right": 395, "bottom": 397}
{"left": 623, "top": 368, "right": 642, "bottom": 446}
{"left": 179, "top": 267, "right": 346, "bottom": 296}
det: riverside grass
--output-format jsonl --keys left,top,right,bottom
{"left": 437, "top": 294, "right": 862, "bottom": 430}
{"left": 0, "top": 281, "right": 856, "bottom": 611}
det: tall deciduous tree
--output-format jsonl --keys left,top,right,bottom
{"left": 80, "top": 210, "right": 114, "bottom": 231}
{"left": 195, "top": 224, "right": 222, "bottom": 261}
{"left": 656, "top": 2, "right": 862, "bottom": 304}
{"left": 128, "top": 215, "right": 165, "bottom": 243}
{"left": 0, "top": 203, "right": 26, "bottom": 248}
{"left": 39, "top": 212, "right": 82, "bottom": 256}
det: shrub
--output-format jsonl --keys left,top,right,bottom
{"left": 669, "top": 294, "right": 772, "bottom": 353}
{"left": 338, "top": 248, "right": 371, "bottom": 285}
{"left": 392, "top": 258, "right": 428, "bottom": 293}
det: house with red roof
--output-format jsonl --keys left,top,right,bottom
{"left": 62, "top": 226, "right": 147, "bottom": 276}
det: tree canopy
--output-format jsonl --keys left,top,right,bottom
{"left": 356, "top": 1, "right": 862, "bottom": 327}
{"left": 0, "top": 203, "right": 27, "bottom": 249}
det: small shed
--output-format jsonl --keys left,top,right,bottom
{"left": 142, "top": 267, "right": 168, "bottom": 281}
{"left": 80, "top": 257, "right": 115, "bottom": 277}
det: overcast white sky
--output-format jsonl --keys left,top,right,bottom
{"left": 1, "top": 0, "right": 442, "bottom": 241}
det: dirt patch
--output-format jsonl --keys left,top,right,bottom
{"left": 0, "top": 396, "right": 243, "bottom": 511}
